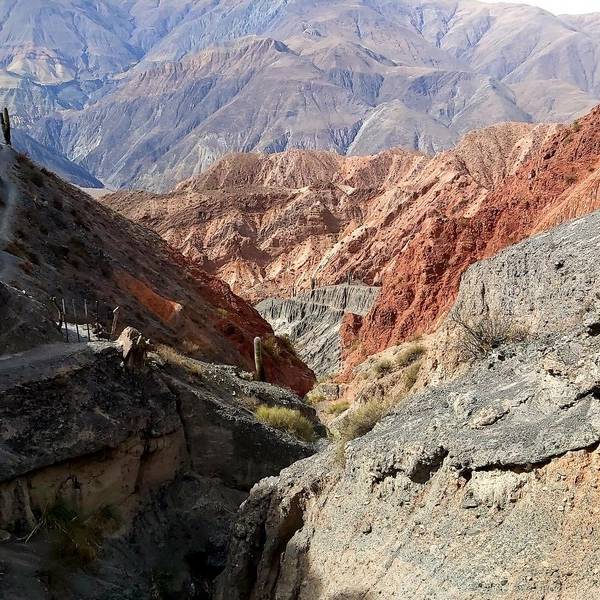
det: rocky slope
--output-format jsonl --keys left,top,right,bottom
{"left": 102, "top": 146, "right": 427, "bottom": 302}
{"left": 107, "top": 106, "right": 600, "bottom": 374}
{"left": 257, "top": 285, "right": 380, "bottom": 377}
{"left": 4, "top": 0, "right": 600, "bottom": 189}
{"left": 215, "top": 207, "right": 600, "bottom": 600}
{"left": 0, "top": 144, "right": 314, "bottom": 394}
{"left": 346, "top": 104, "right": 600, "bottom": 370}
{"left": 0, "top": 339, "right": 322, "bottom": 599}
{"left": 12, "top": 130, "right": 103, "bottom": 189}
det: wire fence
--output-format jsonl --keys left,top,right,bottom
{"left": 49, "top": 296, "right": 121, "bottom": 344}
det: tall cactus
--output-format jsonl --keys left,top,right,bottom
{"left": 1, "top": 107, "right": 11, "bottom": 146}
{"left": 254, "top": 336, "right": 264, "bottom": 382}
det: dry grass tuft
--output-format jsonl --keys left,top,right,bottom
{"left": 156, "top": 344, "right": 204, "bottom": 377}
{"left": 372, "top": 358, "right": 393, "bottom": 376}
{"left": 35, "top": 500, "right": 120, "bottom": 568}
{"left": 402, "top": 360, "right": 422, "bottom": 391}
{"left": 395, "top": 342, "right": 426, "bottom": 368}
{"left": 306, "top": 389, "right": 326, "bottom": 406}
{"left": 451, "top": 312, "right": 528, "bottom": 362}
{"left": 326, "top": 401, "right": 350, "bottom": 416}
{"left": 337, "top": 398, "right": 394, "bottom": 446}
{"left": 263, "top": 334, "right": 300, "bottom": 360}
{"left": 255, "top": 405, "right": 315, "bottom": 442}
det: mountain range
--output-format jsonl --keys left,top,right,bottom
{"left": 3, "top": 0, "right": 600, "bottom": 190}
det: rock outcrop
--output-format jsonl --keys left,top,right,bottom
{"left": 215, "top": 208, "right": 600, "bottom": 599}
{"left": 0, "top": 341, "right": 321, "bottom": 599}
{"left": 0, "top": 283, "right": 62, "bottom": 354}
{"left": 257, "top": 285, "right": 380, "bottom": 377}
{"left": 0, "top": 145, "right": 314, "bottom": 394}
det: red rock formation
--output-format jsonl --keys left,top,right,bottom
{"left": 347, "top": 108, "right": 600, "bottom": 369}
{"left": 104, "top": 107, "right": 600, "bottom": 374}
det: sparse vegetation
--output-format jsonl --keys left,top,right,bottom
{"left": 262, "top": 335, "right": 280, "bottom": 357}
{"left": 181, "top": 339, "right": 203, "bottom": 355}
{"left": 29, "top": 168, "right": 45, "bottom": 188}
{"left": 337, "top": 397, "right": 395, "bottom": 445}
{"left": 156, "top": 344, "right": 204, "bottom": 377}
{"left": 276, "top": 333, "right": 299, "bottom": 359}
{"left": 306, "top": 389, "right": 327, "bottom": 406}
{"left": 565, "top": 172, "right": 578, "bottom": 185}
{"left": 326, "top": 401, "right": 350, "bottom": 416}
{"left": 255, "top": 404, "right": 315, "bottom": 442}
{"left": 372, "top": 357, "right": 393, "bottom": 376}
{"left": 34, "top": 500, "right": 120, "bottom": 568}
{"left": 395, "top": 342, "right": 426, "bottom": 368}
{"left": 316, "top": 373, "right": 334, "bottom": 384}
{"left": 451, "top": 312, "right": 527, "bottom": 361}
{"left": 572, "top": 120, "right": 582, "bottom": 133}
{"left": 254, "top": 336, "right": 264, "bottom": 381}
{"left": 402, "top": 360, "right": 422, "bottom": 391}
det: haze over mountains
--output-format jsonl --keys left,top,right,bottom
{"left": 2, "top": 0, "right": 600, "bottom": 190}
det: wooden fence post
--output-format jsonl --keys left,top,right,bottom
{"left": 110, "top": 307, "right": 121, "bottom": 341}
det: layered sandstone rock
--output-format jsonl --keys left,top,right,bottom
{"left": 256, "top": 284, "right": 380, "bottom": 376}
{"left": 0, "top": 341, "right": 320, "bottom": 598}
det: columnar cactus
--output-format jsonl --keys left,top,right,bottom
{"left": 1, "top": 107, "right": 11, "bottom": 146}
{"left": 254, "top": 336, "right": 264, "bottom": 382}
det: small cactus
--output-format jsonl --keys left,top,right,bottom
{"left": 254, "top": 336, "right": 264, "bottom": 382}
{"left": 1, "top": 107, "right": 11, "bottom": 146}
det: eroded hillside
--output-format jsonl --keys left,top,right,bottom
{"left": 0, "top": 145, "right": 314, "bottom": 394}
{"left": 107, "top": 106, "right": 600, "bottom": 375}
{"left": 3, "top": 0, "right": 600, "bottom": 189}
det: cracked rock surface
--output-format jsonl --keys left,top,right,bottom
{"left": 216, "top": 210, "right": 600, "bottom": 599}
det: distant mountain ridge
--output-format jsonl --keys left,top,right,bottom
{"left": 3, "top": 0, "right": 600, "bottom": 190}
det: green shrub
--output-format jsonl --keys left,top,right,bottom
{"left": 326, "top": 401, "right": 350, "bottom": 416}
{"left": 255, "top": 405, "right": 315, "bottom": 442}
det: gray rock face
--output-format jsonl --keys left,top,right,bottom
{"left": 0, "top": 341, "right": 319, "bottom": 598}
{"left": 216, "top": 209, "right": 600, "bottom": 599}
{"left": 257, "top": 285, "right": 380, "bottom": 377}
{"left": 0, "top": 283, "right": 62, "bottom": 354}
{"left": 3, "top": 0, "right": 600, "bottom": 189}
